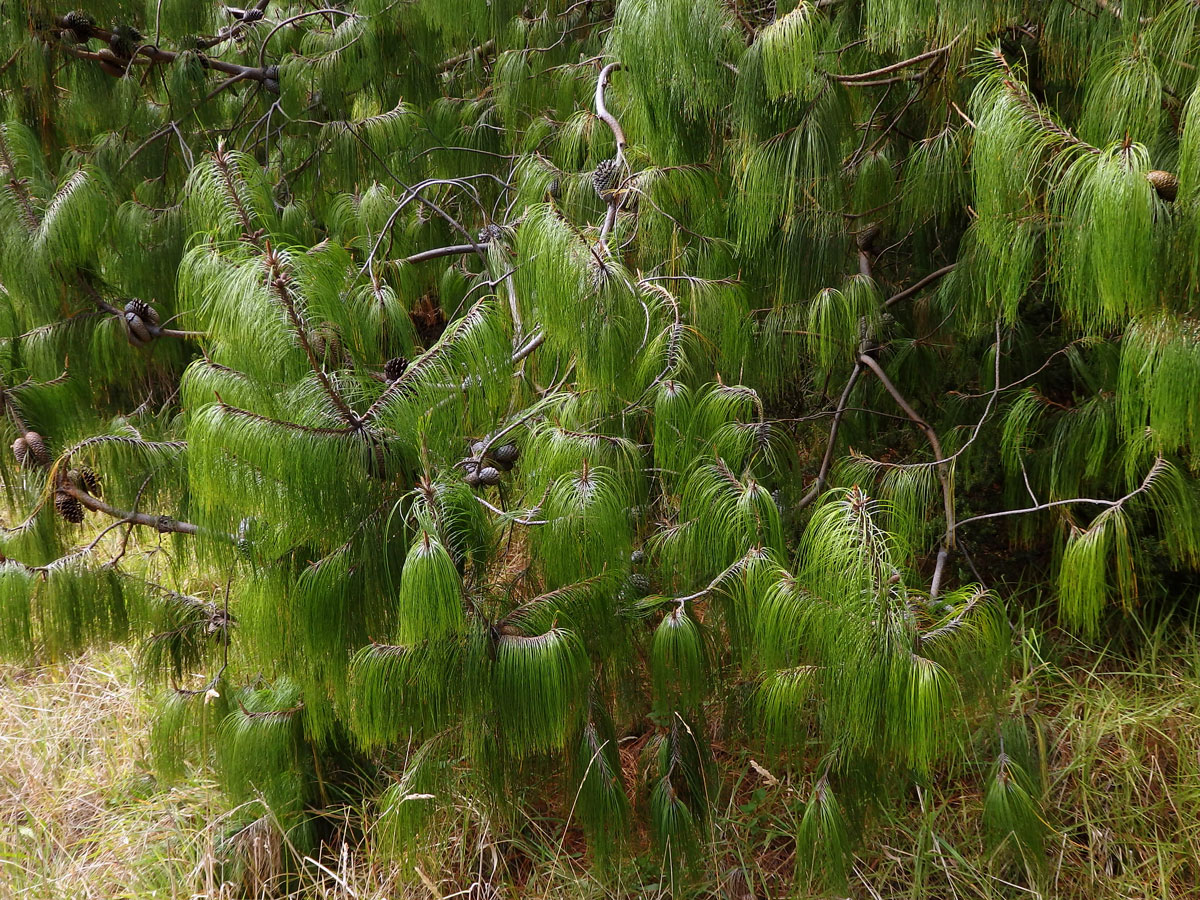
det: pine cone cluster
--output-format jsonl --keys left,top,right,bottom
{"left": 69, "top": 466, "right": 101, "bottom": 495}
{"left": 488, "top": 443, "right": 519, "bottom": 471}
{"left": 477, "top": 223, "right": 505, "bottom": 245}
{"left": 62, "top": 10, "right": 96, "bottom": 41}
{"left": 855, "top": 222, "right": 881, "bottom": 251}
{"left": 124, "top": 299, "right": 160, "bottom": 347}
{"left": 590, "top": 157, "right": 619, "bottom": 201}
{"left": 205, "top": 605, "right": 234, "bottom": 636}
{"left": 462, "top": 438, "right": 520, "bottom": 487}
{"left": 11, "top": 431, "right": 50, "bottom": 468}
{"left": 310, "top": 324, "right": 348, "bottom": 368}
{"left": 54, "top": 491, "right": 85, "bottom": 524}
{"left": 592, "top": 158, "right": 620, "bottom": 201}
{"left": 109, "top": 23, "right": 142, "bottom": 59}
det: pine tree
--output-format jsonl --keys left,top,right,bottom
{"left": 3, "top": 0, "right": 1200, "bottom": 890}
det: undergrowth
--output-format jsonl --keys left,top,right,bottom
{"left": 3, "top": 615, "right": 1198, "bottom": 900}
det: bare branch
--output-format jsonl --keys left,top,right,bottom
{"left": 829, "top": 28, "right": 964, "bottom": 84}
{"left": 59, "top": 483, "right": 206, "bottom": 537}
{"left": 51, "top": 16, "right": 281, "bottom": 91}
{"left": 884, "top": 263, "right": 955, "bottom": 308}
{"left": 401, "top": 244, "right": 477, "bottom": 265}
{"left": 595, "top": 62, "right": 626, "bottom": 163}
{"left": 957, "top": 457, "right": 1168, "bottom": 529}
{"left": 797, "top": 363, "right": 864, "bottom": 511}
{"left": 858, "top": 353, "right": 956, "bottom": 597}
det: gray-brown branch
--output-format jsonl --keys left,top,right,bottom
{"left": 52, "top": 17, "right": 281, "bottom": 91}
{"left": 60, "top": 483, "right": 204, "bottom": 537}
{"left": 858, "top": 354, "right": 956, "bottom": 598}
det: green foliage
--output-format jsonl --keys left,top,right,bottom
{"left": 650, "top": 605, "right": 706, "bottom": 714}
{"left": 6, "top": 1, "right": 1200, "bottom": 890}
{"left": 795, "top": 776, "right": 852, "bottom": 892}
{"left": 395, "top": 532, "right": 465, "bottom": 644}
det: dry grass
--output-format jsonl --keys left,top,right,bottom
{"left": 0, "top": 646, "right": 222, "bottom": 900}
{"left": 2, "top": 632, "right": 1200, "bottom": 900}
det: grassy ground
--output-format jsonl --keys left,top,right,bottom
{"left": 2, "top": 626, "right": 1199, "bottom": 900}
{"left": 0, "top": 647, "right": 225, "bottom": 899}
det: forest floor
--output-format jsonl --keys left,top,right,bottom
{"left": 1, "top": 624, "right": 1199, "bottom": 900}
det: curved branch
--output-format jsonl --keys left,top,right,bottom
{"left": 885, "top": 263, "right": 956, "bottom": 308}
{"left": 401, "top": 244, "right": 477, "bottom": 265}
{"left": 595, "top": 62, "right": 626, "bottom": 163}
{"left": 258, "top": 8, "right": 358, "bottom": 68}
{"left": 858, "top": 353, "right": 956, "bottom": 596}
{"left": 829, "top": 28, "right": 964, "bottom": 84}
{"left": 797, "top": 363, "right": 864, "bottom": 511}
{"left": 957, "top": 458, "right": 1167, "bottom": 529}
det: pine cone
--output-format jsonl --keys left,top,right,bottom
{"left": 477, "top": 223, "right": 504, "bottom": 245}
{"left": 487, "top": 443, "right": 519, "bottom": 469}
{"left": 124, "top": 299, "right": 160, "bottom": 326}
{"left": 630, "top": 549, "right": 645, "bottom": 566}
{"left": 547, "top": 176, "right": 561, "bottom": 199}
{"left": 592, "top": 158, "right": 620, "bottom": 201}
{"left": 309, "top": 324, "right": 345, "bottom": 367}
{"left": 62, "top": 10, "right": 96, "bottom": 41}
{"left": 125, "top": 311, "right": 152, "bottom": 345}
{"left": 236, "top": 518, "right": 255, "bottom": 559}
{"left": 628, "top": 573, "right": 651, "bottom": 596}
{"left": 1147, "top": 169, "right": 1179, "bottom": 202}
{"left": 855, "top": 222, "right": 881, "bottom": 251}
{"left": 109, "top": 23, "right": 142, "bottom": 59}
{"left": 477, "top": 466, "right": 502, "bottom": 486}
{"left": 11, "top": 437, "right": 29, "bottom": 468}
{"left": 383, "top": 356, "right": 408, "bottom": 382}
{"left": 587, "top": 255, "right": 610, "bottom": 289}
{"left": 23, "top": 432, "right": 50, "bottom": 466}
{"left": 78, "top": 466, "right": 101, "bottom": 495}
{"left": 206, "top": 607, "right": 233, "bottom": 636}
{"left": 54, "top": 491, "right": 85, "bottom": 524}
{"left": 464, "top": 467, "right": 482, "bottom": 488}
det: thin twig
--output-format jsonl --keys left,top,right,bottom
{"left": 797, "top": 364, "right": 864, "bottom": 511}
{"left": 858, "top": 353, "right": 956, "bottom": 597}
{"left": 828, "top": 28, "right": 964, "bottom": 83}
{"left": 957, "top": 458, "right": 1167, "bottom": 529}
